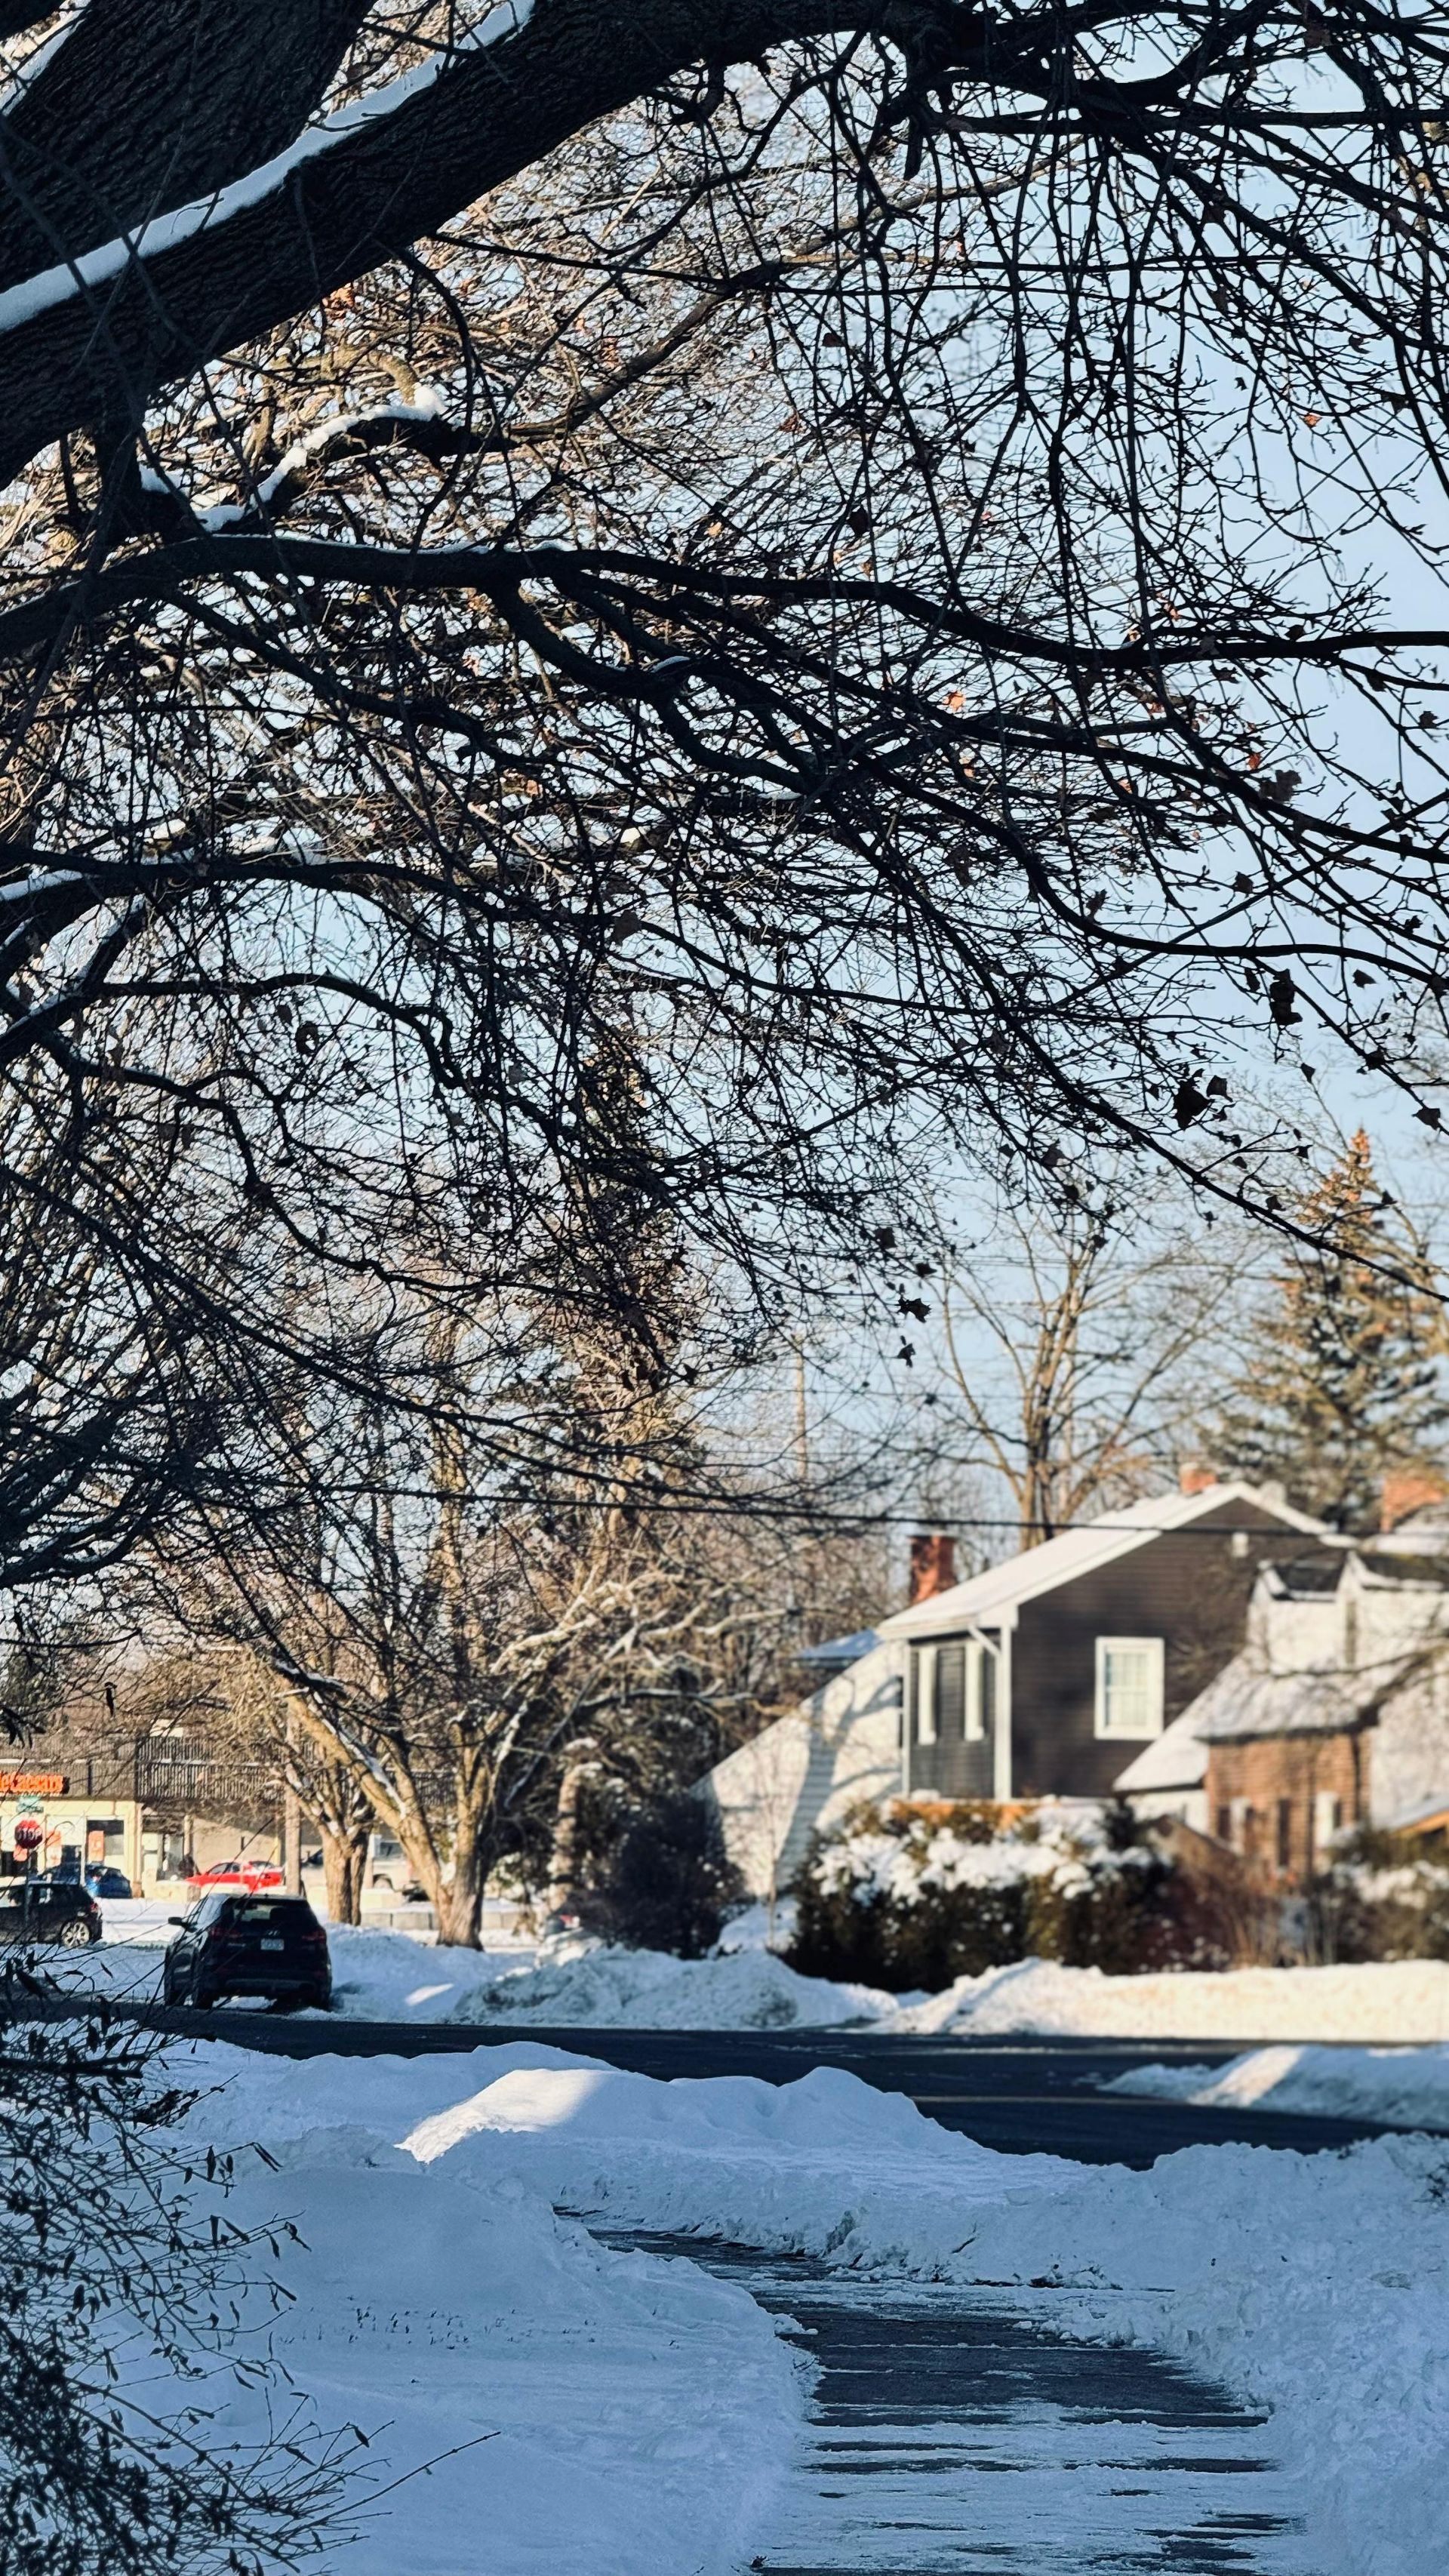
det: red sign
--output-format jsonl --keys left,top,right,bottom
{"left": 0, "top": 1772, "right": 66, "bottom": 1797}
{"left": 13, "top": 1819, "right": 43, "bottom": 1851}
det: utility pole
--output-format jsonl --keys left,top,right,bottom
{"left": 793, "top": 1338, "right": 809, "bottom": 1491}
{"left": 282, "top": 1706, "right": 302, "bottom": 1896}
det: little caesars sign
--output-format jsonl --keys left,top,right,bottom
{"left": 2, "top": 1774, "right": 73, "bottom": 1867}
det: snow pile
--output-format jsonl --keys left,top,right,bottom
{"left": 152, "top": 2042, "right": 804, "bottom": 2576}
{"left": 887, "top": 1953, "right": 1449, "bottom": 2040}
{"left": 454, "top": 1937, "right": 891, "bottom": 2030}
{"left": 1107, "top": 2041, "right": 1449, "bottom": 2132}
{"left": 186, "top": 2037, "right": 1060, "bottom": 2285}
{"left": 186, "top": 2039, "right": 1449, "bottom": 2576}
{"left": 81, "top": 1916, "right": 884, "bottom": 2028}
{"left": 322, "top": 1925, "right": 531, "bottom": 2020}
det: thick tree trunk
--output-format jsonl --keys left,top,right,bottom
{"left": 546, "top": 1740, "right": 597, "bottom": 1915}
{"left": 433, "top": 1852, "right": 488, "bottom": 1948}
{"left": 322, "top": 1823, "right": 368, "bottom": 1925}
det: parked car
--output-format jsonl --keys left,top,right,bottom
{"left": 162, "top": 1893, "right": 331, "bottom": 2010}
{"left": 83, "top": 1864, "right": 134, "bottom": 1899}
{"left": 0, "top": 1876, "right": 102, "bottom": 1947}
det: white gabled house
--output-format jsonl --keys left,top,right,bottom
{"left": 700, "top": 1477, "right": 1325, "bottom": 1900}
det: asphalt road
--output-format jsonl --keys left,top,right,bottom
{"left": 38, "top": 1999, "right": 1420, "bottom": 2166}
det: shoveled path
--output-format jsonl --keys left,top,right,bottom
{"left": 14, "top": 1993, "right": 1425, "bottom": 2164}
{"left": 595, "top": 2231, "right": 1313, "bottom": 2574}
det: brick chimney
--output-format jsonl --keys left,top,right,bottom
{"left": 909, "top": 1531, "right": 957, "bottom": 1604}
{"left": 1380, "top": 1463, "right": 1449, "bottom": 1533}
{"left": 1179, "top": 1460, "right": 1217, "bottom": 1497}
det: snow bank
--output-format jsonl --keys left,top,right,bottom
{"left": 86, "top": 1911, "right": 881, "bottom": 2028}
{"left": 946, "top": 2134, "right": 1449, "bottom": 2576}
{"left": 1108, "top": 2041, "right": 1449, "bottom": 2132}
{"left": 186, "top": 2038, "right": 1449, "bottom": 2576}
{"left": 322, "top": 1925, "right": 531, "bottom": 2020}
{"left": 85, "top": 1910, "right": 1449, "bottom": 2039}
{"left": 456, "top": 1937, "right": 891, "bottom": 2030}
{"left": 887, "top": 1953, "right": 1449, "bottom": 2040}
{"left": 186, "top": 2036, "right": 1064, "bottom": 2278}
{"left": 152, "top": 2041, "right": 804, "bottom": 2576}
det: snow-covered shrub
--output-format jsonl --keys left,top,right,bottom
{"left": 1309, "top": 1827, "right": 1449, "bottom": 1963}
{"left": 788, "top": 1799, "right": 1215, "bottom": 1990}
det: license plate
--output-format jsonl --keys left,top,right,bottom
{"left": 260, "top": 1936, "right": 285, "bottom": 1950}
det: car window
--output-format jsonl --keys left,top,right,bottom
{"left": 227, "top": 1900, "right": 312, "bottom": 1925}
{"left": 0, "top": 1883, "right": 25, "bottom": 1910}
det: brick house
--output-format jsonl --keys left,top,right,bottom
{"left": 1117, "top": 1518, "right": 1449, "bottom": 1882}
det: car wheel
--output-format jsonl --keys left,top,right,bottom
{"left": 190, "top": 1978, "right": 217, "bottom": 2010}
{"left": 58, "top": 1916, "right": 93, "bottom": 1949}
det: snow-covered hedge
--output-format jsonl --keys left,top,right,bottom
{"left": 1312, "top": 1829, "right": 1449, "bottom": 1963}
{"left": 789, "top": 1799, "right": 1220, "bottom": 1990}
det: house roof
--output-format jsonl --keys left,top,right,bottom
{"left": 798, "top": 1628, "right": 878, "bottom": 1670}
{"left": 1113, "top": 1707, "right": 1211, "bottom": 1795}
{"left": 1174, "top": 1648, "right": 1380, "bottom": 1743}
{"left": 879, "top": 1482, "right": 1328, "bottom": 1639}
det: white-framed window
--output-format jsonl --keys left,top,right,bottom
{"left": 964, "top": 1640, "right": 984, "bottom": 1741}
{"left": 1312, "top": 1790, "right": 1344, "bottom": 1855}
{"left": 1094, "top": 1636, "right": 1165, "bottom": 1739}
{"left": 915, "top": 1644, "right": 938, "bottom": 1745}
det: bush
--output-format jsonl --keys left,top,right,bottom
{"left": 591, "top": 1790, "right": 746, "bottom": 1958}
{"left": 787, "top": 1798, "right": 1220, "bottom": 1990}
{"left": 1308, "top": 1827, "right": 1449, "bottom": 1963}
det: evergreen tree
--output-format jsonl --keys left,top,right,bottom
{"left": 1214, "top": 1133, "right": 1447, "bottom": 1531}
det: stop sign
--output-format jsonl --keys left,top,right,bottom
{"left": 13, "top": 1818, "right": 42, "bottom": 1851}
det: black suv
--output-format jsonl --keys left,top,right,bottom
{"left": 0, "top": 1876, "right": 102, "bottom": 1947}
{"left": 163, "top": 1893, "right": 331, "bottom": 2010}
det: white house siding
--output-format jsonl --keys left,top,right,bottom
{"left": 1372, "top": 1660, "right": 1449, "bottom": 1825}
{"left": 700, "top": 1639, "right": 905, "bottom": 1900}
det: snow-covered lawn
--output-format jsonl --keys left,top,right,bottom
{"left": 1108, "top": 2040, "right": 1449, "bottom": 2132}
{"left": 166, "top": 2036, "right": 1446, "bottom": 2576}
{"left": 888, "top": 1953, "right": 1449, "bottom": 2041}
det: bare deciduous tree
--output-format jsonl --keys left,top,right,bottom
{"left": 932, "top": 1200, "right": 1243, "bottom": 1543}
{"left": 0, "top": 0, "right": 1445, "bottom": 1423}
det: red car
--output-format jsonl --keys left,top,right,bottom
{"left": 186, "top": 1860, "right": 285, "bottom": 1895}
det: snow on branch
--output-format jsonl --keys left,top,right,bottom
{"left": 0, "top": 0, "right": 534, "bottom": 341}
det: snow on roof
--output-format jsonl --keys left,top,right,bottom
{"left": 1383, "top": 1793, "right": 1449, "bottom": 1834}
{"left": 1112, "top": 1707, "right": 1211, "bottom": 1794}
{"left": 1177, "top": 1650, "right": 1379, "bottom": 1743}
{"left": 880, "top": 1482, "right": 1327, "bottom": 1638}
{"left": 798, "top": 1628, "right": 878, "bottom": 1669}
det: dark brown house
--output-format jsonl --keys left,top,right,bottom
{"left": 878, "top": 1479, "right": 1330, "bottom": 1805}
